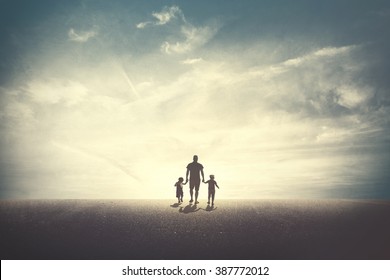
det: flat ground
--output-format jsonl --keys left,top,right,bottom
{"left": 1, "top": 199, "right": 389, "bottom": 259}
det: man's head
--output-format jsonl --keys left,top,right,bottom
{"left": 193, "top": 155, "right": 198, "bottom": 162}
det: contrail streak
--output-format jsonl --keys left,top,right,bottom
{"left": 121, "top": 69, "right": 140, "bottom": 100}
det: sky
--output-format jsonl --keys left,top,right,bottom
{"left": 0, "top": 0, "right": 389, "bottom": 199}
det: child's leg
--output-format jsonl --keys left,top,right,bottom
{"left": 208, "top": 190, "right": 211, "bottom": 203}
{"left": 212, "top": 192, "right": 215, "bottom": 204}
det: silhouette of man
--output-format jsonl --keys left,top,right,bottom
{"left": 186, "top": 155, "right": 204, "bottom": 204}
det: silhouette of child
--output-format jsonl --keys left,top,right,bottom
{"left": 204, "top": 175, "right": 220, "bottom": 206}
{"left": 174, "top": 177, "right": 185, "bottom": 203}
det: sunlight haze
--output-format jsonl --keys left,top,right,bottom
{"left": 1, "top": 0, "right": 389, "bottom": 199}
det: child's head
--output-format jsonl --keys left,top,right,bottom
{"left": 210, "top": 174, "right": 215, "bottom": 179}
{"left": 178, "top": 177, "right": 184, "bottom": 182}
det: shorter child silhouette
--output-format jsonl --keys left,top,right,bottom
{"left": 174, "top": 177, "right": 186, "bottom": 203}
{"left": 204, "top": 175, "right": 220, "bottom": 206}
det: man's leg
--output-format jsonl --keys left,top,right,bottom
{"left": 194, "top": 180, "right": 200, "bottom": 203}
{"left": 189, "top": 183, "right": 194, "bottom": 202}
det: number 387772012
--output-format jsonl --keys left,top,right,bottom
{"left": 215, "top": 267, "right": 269, "bottom": 276}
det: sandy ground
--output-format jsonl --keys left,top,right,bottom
{"left": 1, "top": 199, "right": 389, "bottom": 260}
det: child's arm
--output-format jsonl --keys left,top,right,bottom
{"left": 215, "top": 181, "right": 220, "bottom": 189}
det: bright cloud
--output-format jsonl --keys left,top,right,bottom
{"left": 182, "top": 58, "right": 203, "bottom": 64}
{"left": 161, "top": 25, "right": 219, "bottom": 54}
{"left": 0, "top": 40, "right": 383, "bottom": 199}
{"left": 68, "top": 28, "right": 97, "bottom": 42}
{"left": 137, "top": 5, "right": 184, "bottom": 28}
{"left": 137, "top": 5, "right": 219, "bottom": 54}
{"left": 27, "top": 79, "right": 89, "bottom": 106}
{"left": 153, "top": 6, "right": 184, "bottom": 25}
{"left": 136, "top": 22, "right": 150, "bottom": 29}
{"left": 252, "top": 45, "right": 356, "bottom": 77}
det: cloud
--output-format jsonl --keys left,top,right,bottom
{"left": 279, "top": 45, "right": 355, "bottom": 70}
{"left": 313, "top": 46, "right": 353, "bottom": 57}
{"left": 161, "top": 24, "right": 219, "bottom": 54}
{"left": 136, "top": 22, "right": 151, "bottom": 29}
{"left": 182, "top": 58, "right": 203, "bottom": 64}
{"left": 150, "top": 43, "right": 378, "bottom": 147}
{"left": 68, "top": 28, "right": 97, "bottom": 42}
{"left": 137, "top": 5, "right": 220, "bottom": 54}
{"left": 153, "top": 6, "right": 184, "bottom": 25}
{"left": 136, "top": 6, "right": 184, "bottom": 29}
{"left": 1, "top": 41, "right": 387, "bottom": 199}
{"left": 336, "top": 85, "right": 374, "bottom": 109}
{"left": 27, "top": 79, "right": 88, "bottom": 106}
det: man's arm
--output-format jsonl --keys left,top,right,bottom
{"left": 201, "top": 168, "right": 205, "bottom": 182}
{"left": 186, "top": 168, "right": 189, "bottom": 183}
